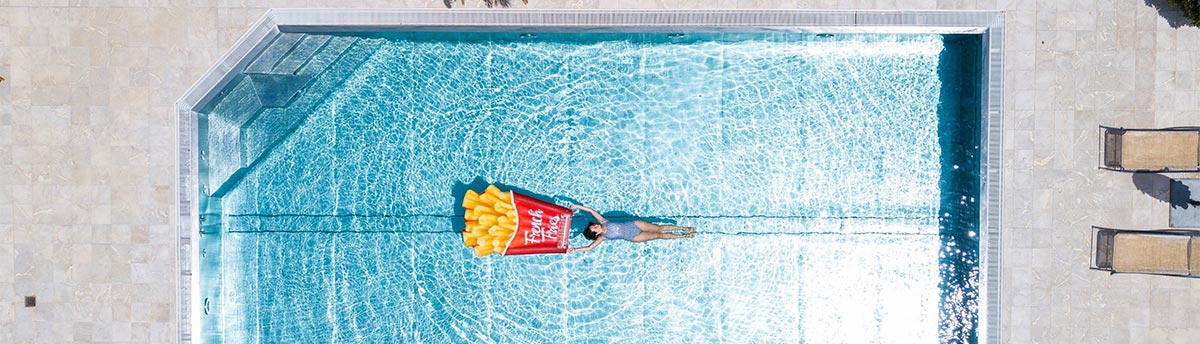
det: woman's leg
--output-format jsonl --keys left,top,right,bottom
{"left": 631, "top": 231, "right": 689, "bottom": 243}
{"left": 633, "top": 220, "right": 693, "bottom": 234}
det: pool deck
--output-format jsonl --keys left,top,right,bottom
{"left": 1, "top": 1, "right": 1198, "bottom": 343}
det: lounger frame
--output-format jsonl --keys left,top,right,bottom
{"left": 1091, "top": 225, "right": 1199, "bottom": 278}
{"left": 1098, "top": 125, "right": 1200, "bottom": 173}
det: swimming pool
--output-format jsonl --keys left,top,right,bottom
{"left": 178, "top": 10, "right": 1004, "bottom": 344}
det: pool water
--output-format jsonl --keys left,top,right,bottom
{"left": 203, "top": 32, "right": 981, "bottom": 343}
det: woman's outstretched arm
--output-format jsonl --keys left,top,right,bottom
{"left": 570, "top": 204, "right": 607, "bottom": 223}
{"left": 568, "top": 237, "right": 605, "bottom": 253}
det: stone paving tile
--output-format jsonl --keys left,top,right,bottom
{"left": 0, "top": 1, "right": 1198, "bottom": 343}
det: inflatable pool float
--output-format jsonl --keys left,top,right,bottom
{"left": 461, "top": 185, "right": 572, "bottom": 257}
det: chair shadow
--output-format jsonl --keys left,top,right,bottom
{"left": 1144, "top": 0, "right": 1196, "bottom": 28}
{"left": 1131, "top": 172, "right": 1173, "bottom": 203}
{"left": 1170, "top": 179, "right": 1196, "bottom": 209}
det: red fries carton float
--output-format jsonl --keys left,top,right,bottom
{"left": 460, "top": 185, "right": 572, "bottom": 257}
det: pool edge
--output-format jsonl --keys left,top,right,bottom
{"left": 175, "top": 9, "right": 1005, "bottom": 344}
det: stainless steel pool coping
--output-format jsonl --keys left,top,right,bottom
{"left": 176, "top": 9, "right": 1003, "bottom": 344}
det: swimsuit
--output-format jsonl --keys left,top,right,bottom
{"left": 602, "top": 221, "right": 641, "bottom": 241}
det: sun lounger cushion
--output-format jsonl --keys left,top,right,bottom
{"left": 1119, "top": 131, "right": 1200, "bottom": 170}
{"left": 1111, "top": 234, "right": 1191, "bottom": 275}
{"left": 1192, "top": 237, "right": 1200, "bottom": 275}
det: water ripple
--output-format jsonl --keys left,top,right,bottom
{"left": 214, "top": 32, "right": 955, "bottom": 343}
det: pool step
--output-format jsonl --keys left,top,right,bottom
{"left": 243, "top": 34, "right": 355, "bottom": 109}
{"left": 298, "top": 36, "right": 358, "bottom": 75}
{"left": 204, "top": 35, "right": 380, "bottom": 197}
{"left": 242, "top": 37, "right": 380, "bottom": 166}
{"left": 243, "top": 33, "right": 306, "bottom": 74}
{"left": 271, "top": 35, "right": 332, "bottom": 75}
{"left": 245, "top": 73, "right": 313, "bottom": 108}
{"left": 209, "top": 75, "right": 262, "bottom": 126}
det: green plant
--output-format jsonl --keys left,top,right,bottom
{"left": 1168, "top": 0, "right": 1200, "bottom": 26}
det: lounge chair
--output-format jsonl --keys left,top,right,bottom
{"left": 1091, "top": 226, "right": 1200, "bottom": 278}
{"left": 1099, "top": 126, "right": 1200, "bottom": 172}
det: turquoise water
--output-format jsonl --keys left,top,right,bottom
{"left": 202, "top": 32, "right": 980, "bottom": 343}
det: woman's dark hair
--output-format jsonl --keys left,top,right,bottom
{"left": 582, "top": 222, "right": 600, "bottom": 240}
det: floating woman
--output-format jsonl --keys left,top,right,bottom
{"left": 566, "top": 204, "right": 694, "bottom": 253}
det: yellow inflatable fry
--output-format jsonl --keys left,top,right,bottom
{"left": 476, "top": 193, "right": 496, "bottom": 207}
{"left": 463, "top": 230, "right": 483, "bottom": 240}
{"left": 469, "top": 222, "right": 486, "bottom": 232}
{"left": 474, "top": 245, "right": 494, "bottom": 257}
{"left": 497, "top": 216, "right": 514, "bottom": 227}
{"left": 485, "top": 185, "right": 502, "bottom": 198}
{"left": 478, "top": 214, "right": 497, "bottom": 227}
{"left": 463, "top": 185, "right": 524, "bottom": 257}
{"left": 461, "top": 197, "right": 479, "bottom": 210}
{"left": 474, "top": 205, "right": 498, "bottom": 216}
{"left": 471, "top": 223, "right": 490, "bottom": 234}
{"left": 482, "top": 193, "right": 507, "bottom": 207}
{"left": 488, "top": 226, "right": 513, "bottom": 237}
{"left": 493, "top": 201, "right": 513, "bottom": 213}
